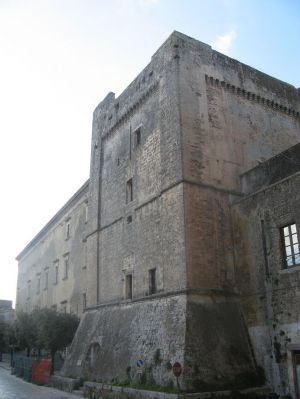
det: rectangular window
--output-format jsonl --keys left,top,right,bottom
{"left": 85, "top": 202, "right": 88, "bottom": 223}
{"left": 44, "top": 271, "right": 48, "bottom": 290}
{"left": 54, "top": 261, "right": 59, "bottom": 284}
{"left": 126, "top": 179, "right": 133, "bottom": 203}
{"left": 282, "top": 223, "right": 300, "bottom": 268}
{"left": 149, "top": 268, "right": 156, "bottom": 295}
{"left": 36, "top": 276, "right": 40, "bottom": 294}
{"left": 27, "top": 280, "right": 31, "bottom": 299}
{"left": 134, "top": 127, "right": 141, "bottom": 147}
{"left": 65, "top": 222, "right": 70, "bottom": 240}
{"left": 83, "top": 293, "right": 87, "bottom": 311}
{"left": 125, "top": 274, "right": 133, "bottom": 299}
{"left": 63, "top": 254, "right": 69, "bottom": 280}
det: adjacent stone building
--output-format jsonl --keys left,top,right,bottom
{"left": 232, "top": 144, "right": 300, "bottom": 397}
{"left": 16, "top": 181, "right": 89, "bottom": 315}
{"left": 0, "top": 300, "right": 14, "bottom": 324}
{"left": 16, "top": 32, "right": 300, "bottom": 395}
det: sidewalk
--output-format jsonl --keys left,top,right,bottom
{"left": 0, "top": 353, "right": 11, "bottom": 371}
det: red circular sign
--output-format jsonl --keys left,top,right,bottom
{"left": 172, "top": 362, "right": 182, "bottom": 377}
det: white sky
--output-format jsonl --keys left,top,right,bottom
{"left": 0, "top": 0, "right": 299, "bottom": 306}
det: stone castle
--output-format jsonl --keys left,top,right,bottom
{"left": 16, "top": 32, "right": 300, "bottom": 396}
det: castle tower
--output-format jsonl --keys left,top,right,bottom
{"left": 62, "top": 31, "right": 300, "bottom": 391}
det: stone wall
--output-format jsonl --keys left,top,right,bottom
{"left": 16, "top": 181, "right": 89, "bottom": 315}
{"left": 63, "top": 32, "right": 299, "bottom": 392}
{"left": 17, "top": 31, "right": 300, "bottom": 394}
{"left": 232, "top": 172, "right": 300, "bottom": 396}
{"left": 62, "top": 294, "right": 186, "bottom": 389}
{"left": 85, "top": 31, "right": 186, "bottom": 307}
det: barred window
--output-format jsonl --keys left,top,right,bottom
{"left": 282, "top": 223, "right": 300, "bottom": 268}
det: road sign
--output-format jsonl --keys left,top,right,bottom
{"left": 136, "top": 359, "right": 144, "bottom": 374}
{"left": 172, "top": 362, "right": 182, "bottom": 377}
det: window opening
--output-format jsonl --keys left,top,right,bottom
{"left": 83, "top": 293, "right": 87, "bottom": 311}
{"left": 44, "top": 271, "right": 48, "bottom": 290}
{"left": 65, "top": 222, "right": 70, "bottom": 240}
{"left": 282, "top": 223, "right": 300, "bottom": 268}
{"left": 149, "top": 268, "right": 156, "bottom": 295}
{"left": 63, "top": 255, "right": 69, "bottom": 279}
{"left": 134, "top": 127, "right": 141, "bottom": 147}
{"left": 54, "top": 261, "right": 59, "bottom": 284}
{"left": 292, "top": 351, "right": 300, "bottom": 398}
{"left": 36, "top": 276, "right": 40, "bottom": 295}
{"left": 125, "top": 274, "right": 133, "bottom": 299}
{"left": 85, "top": 203, "right": 88, "bottom": 223}
{"left": 126, "top": 179, "right": 133, "bottom": 203}
{"left": 27, "top": 280, "right": 31, "bottom": 299}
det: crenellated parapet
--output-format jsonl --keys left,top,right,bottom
{"left": 205, "top": 74, "right": 300, "bottom": 120}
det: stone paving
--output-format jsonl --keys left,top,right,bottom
{"left": 0, "top": 363, "right": 81, "bottom": 399}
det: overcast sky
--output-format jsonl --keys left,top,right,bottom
{"left": 0, "top": 0, "right": 299, "bottom": 306}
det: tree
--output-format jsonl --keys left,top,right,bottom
{"left": 14, "top": 312, "right": 37, "bottom": 356}
{"left": 0, "top": 320, "right": 8, "bottom": 353}
{"left": 34, "top": 308, "right": 79, "bottom": 373}
{"left": 13, "top": 309, "right": 79, "bottom": 373}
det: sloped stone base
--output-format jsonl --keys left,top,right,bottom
{"left": 62, "top": 293, "right": 259, "bottom": 392}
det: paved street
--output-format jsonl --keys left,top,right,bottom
{"left": 0, "top": 364, "right": 81, "bottom": 399}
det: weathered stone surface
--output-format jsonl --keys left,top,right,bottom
{"left": 16, "top": 31, "right": 300, "bottom": 394}
{"left": 48, "top": 375, "right": 81, "bottom": 393}
{"left": 232, "top": 169, "right": 300, "bottom": 397}
{"left": 62, "top": 295, "right": 186, "bottom": 388}
{"left": 16, "top": 182, "right": 89, "bottom": 315}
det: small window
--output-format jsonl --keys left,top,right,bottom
{"left": 149, "top": 268, "right": 156, "bottom": 295}
{"left": 127, "top": 215, "right": 132, "bottom": 224}
{"left": 65, "top": 222, "right": 70, "bottom": 240}
{"left": 126, "top": 179, "right": 133, "bottom": 203}
{"left": 36, "top": 276, "right": 40, "bottom": 295}
{"left": 44, "top": 271, "right": 48, "bottom": 290}
{"left": 125, "top": 274, "right": 133, "bottom": 299}
{"left": 54, "top": 261, "right": 59, "bottom": 285}
{"left": 63, "top": 255, "right": 69, "bottom": 280}
{"left": 83, "top": 293, "right": 87, "bottom": 311}
{"left": 134, "top": 127, "right": 141, "bottom": 147}
{"left": 27, "top": 280, "right": 31, "bottom": 299}
{"left": 85, "top": 203, "right": 88, "bottom": 223}
{"left": 281, "top": 223, "right": 300, "bottom": 268}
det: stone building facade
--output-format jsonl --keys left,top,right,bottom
{"left": 0, "top": 300, "right": 14, "bottom": 323}
{"left": 232, "top": 144, "right": 300, "bottom": 397}
{"left": 16, "top": 181, "right": 89, "bottom": 315}
{"left": 16, "top": 32, "right": 300, "bottom": 394}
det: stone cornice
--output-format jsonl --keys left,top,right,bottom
{"left": 86, "top": 287, "right": 240, "bottom": 312}
{"left": 205, "top": 74, "right": 300, "bottom": 120}
{"left": 16, "top": 179, "right": 89, "bottom": 262}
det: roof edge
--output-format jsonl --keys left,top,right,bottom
{"left": 16, "top": 179, "right": 89, "bottom": 262}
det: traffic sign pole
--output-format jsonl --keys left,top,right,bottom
{"left": 172, "top": 362, "right": 182, "bottom": 399}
